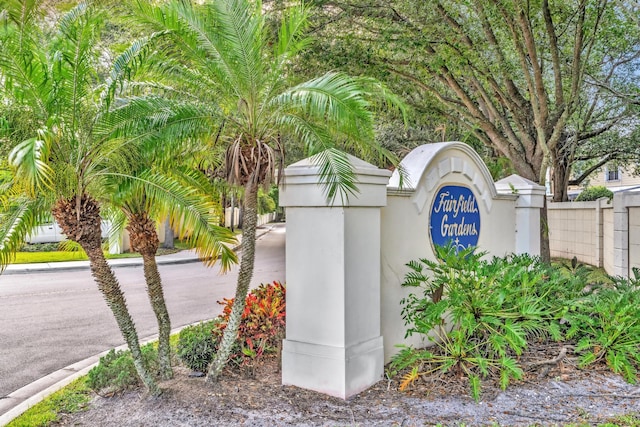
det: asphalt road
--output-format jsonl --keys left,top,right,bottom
{"left": 0, "top": 224, "right": 285, "bottom": 399}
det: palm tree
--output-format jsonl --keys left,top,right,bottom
{"left": 113, "top": 0, "right": 402, "bottom": 381}
{"left": 107, "top": 167, "right": 237, "bottom": 379}
{"left": 0, "top": 0, "right": 167, "bottom": 394}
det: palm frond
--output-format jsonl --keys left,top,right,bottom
{"left": 0, "top": 27, "right": 49, "bottom": 115}
{"left": 206, "top": 0, "right": 266, "bottom": 97}
{"left": 50, "top": 2, "right": 103, "bottom": 127}
{"left": 8, "top": 134, "right": 53, "bottom": 192}
{"left": 273, "top": 2, "right": 311, "bottom": 62}
{"left": 0, "top": 0, "right": 44, "bottom": 28}
{"left": 0, "top": 196, "right": 46, "bottom": 269}
{"left": 101, "top": 31, "right": 170, "bottom": 108}
{"left": 272, "top": 72, "right": 373, "bottom": 135}
{"left": 313, "top": 148, "right": 358, "bottom": 204}
{"left": 120, "top": 170, "right": 238, "bottom": 271}
{"left": 98, "top": 96, "right": 218, "bottom": 147}
{"left": 132, "top": 0, "right": 239, "bottom": 99}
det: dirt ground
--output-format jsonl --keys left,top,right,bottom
{"left": 56, "top": 343, "right": 640, "bottom": 427}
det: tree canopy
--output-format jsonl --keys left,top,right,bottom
{"left": 304, "top": 0, "right": 640, "bottom": 201}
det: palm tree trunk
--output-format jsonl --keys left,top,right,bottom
{"left": 141, "top": 251, "right": 173, "bottom": 379}
{"left": 85, "top": 244, "right": 162, "bottom": 395}
{"left": 53, "top": 195, "right": 160, "bottom": 396}
{"left": 206, "top": 182, "right": 258, "bottom": 382}
{"left": 127, "top": 212, "right": 173, "bottom": 379}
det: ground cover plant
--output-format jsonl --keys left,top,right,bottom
{"left": 6, "top": 378, "right": 92, "bottom": 427}
{"left": 391, "top": 245, "right": 639, "bottom": 400}
{"left": 565, "top": 271, "right": 640, "bottom": 382}
{"left": 87, "top": 344, "right": 161, "bottom": 395}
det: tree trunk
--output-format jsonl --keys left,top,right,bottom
{"left": 86, "top": 244, "right": 161, "bottom": 395}
{"left": 551, "top": 151, "right": 571, "bottom": 202}
{"left": 230, "top": 193, "right": 235, "bottom": 231}
{"left": 238, "top": 199, "right": 244, "bottom": 230}
{"left": 52, "top": 195, "right": 160, "bottom": 396}
{"left": 206, "top": 182, "right": 258, "bottom": 382}
{"left": 162, "top": 217, "right": 175, "bottom": 249}
{"left": 540, "top": 196, "right": 551, "bottom": 264}
{"left": 127, "top": 212, "right": 173, "bottom": 380}
{"left": 141, "top": 251, "right": 173, "bottom": 379}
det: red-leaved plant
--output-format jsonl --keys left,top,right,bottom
{"left": 216, "top": 281, "right": 286, "bottom": 366}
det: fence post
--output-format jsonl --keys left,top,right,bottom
{"left": 613, "top": 192, "right": 629, "bottom": 277}
{"left": 279, "top": 154, "right": 391, "bottom": 399}
{"left": 595, "top": 198, "right": 606, "bottom": 268}
{"left": 495, "top": 175, "right": 545, "bottom": 255}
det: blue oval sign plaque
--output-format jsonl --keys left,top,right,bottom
{"left": 429, "top": 185, "right": 480, "bottom": 252}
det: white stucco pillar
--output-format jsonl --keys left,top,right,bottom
{"left": 611, "top": 191, "right": 640, "bottom": 278}
{"left": 279, "top": 154, "right": 391, "bottom": 399}
{"left": 495, "top": 175, "right": 545, "bottom": 255}
{"left": 612, "top": 192, "right": 627, "bottom": 277}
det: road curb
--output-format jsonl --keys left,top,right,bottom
{"left": 0, "top": 322, "right": 214, "bottom": 427}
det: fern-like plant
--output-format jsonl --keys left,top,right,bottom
{"left": 392, "top": 245, "right": 562, "bottom": 400}
{"left": 564, "top": 273, "right": 640, "bottom": 382}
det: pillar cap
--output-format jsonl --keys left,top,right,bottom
{"left": 495, "top": 174, "right": 546, "bottom": 208}
{"left": 281, "top": 152, "right": 391, "bottom": 207}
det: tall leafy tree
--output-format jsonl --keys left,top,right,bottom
{"left": 115, "top": 0, "right": 402, "bottom": 380}
{"left": 305, "top": 0, "right": 640, "bottom": 260}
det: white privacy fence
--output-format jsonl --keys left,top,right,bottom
{"left": 224, "top": 207, "right": 276, "bottom": 228}
{"left": 548, "top": 189, "right": 640, "bottom": 278}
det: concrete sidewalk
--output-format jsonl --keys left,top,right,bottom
{"left": 2, "top": 247, "right": 204, "bottom": 275}
{"left": 2, "top": 225, "right": 276, "bottom": 275}
{"left": 0, "top": 224, "right": 276, "bottom": 426}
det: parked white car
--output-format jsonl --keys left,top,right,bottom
{"left": 25, "top": 221, "right": 111, "bottom": 244}
{"left": 25, "top": 223, "right": 65, "bottom": 244}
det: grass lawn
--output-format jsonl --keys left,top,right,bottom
{"left": 10, "top": 248, "right": 182, "bottom": 264}
{"left": 11, "top": 251, "right": 89, "bottom": 264}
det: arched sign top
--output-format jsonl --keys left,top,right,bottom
{"left": 388, "top": 142, "right": 497, "bottom": 196}
{"left": 388, "top": 141, "right": 501, "bottom": 214}
{"left": 429, "top": 185, "right": 480, "bottom": 252}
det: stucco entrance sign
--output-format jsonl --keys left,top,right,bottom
{"left": 280, "top": 141, "right": 546, "bottom": 399}
{"left": 430, "top": 185, "right": 480, "bottom": 251}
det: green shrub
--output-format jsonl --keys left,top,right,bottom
{"left": 564, "top": 272, "right": 640, "bottom": 382}
{"left": 392, "top": 246, "right": 640, "bottom": 399}
{"left": 391, "top": 245, "right": 568, "bottom": 400}
{"left": 87, "top": 345, "right": 159, "bottom": 394}
{"left": 176, "top": 321, "right": 218, "bottom": 372}
{"left": 19, "top": 242, "right": 60, "bottom": 252}
{"left": 575, "top": 186, "right": 613, "bottom": 201}
{"left": 176, "top": 283, "right": 286, "bottom": 373}
{"left": 257, "top": 189, "right": 276, "bottom": 214}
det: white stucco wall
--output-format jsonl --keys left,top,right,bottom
{"left": 548, "top": 201, "right": 598, "bottom": 266}
{"left": 281, "top": 143, "right": 545, "bottom": 396}
{"left": 546, "top": 193, "right": 640, "bottom": 278}
{"left": 280, "top": 153, "right": 389, "bottom": 399}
